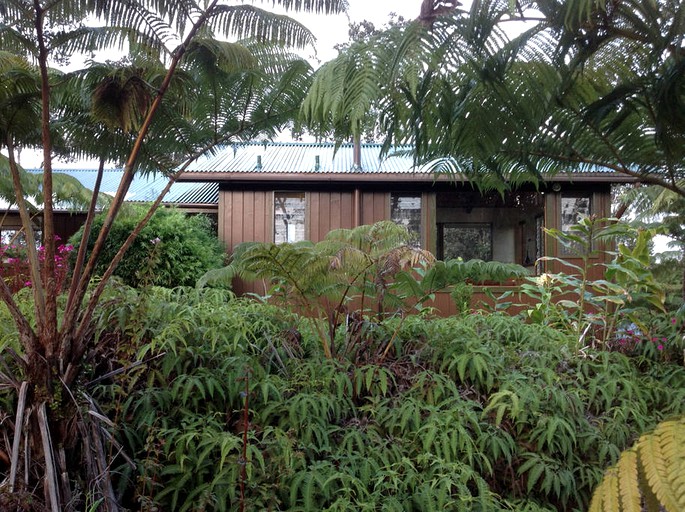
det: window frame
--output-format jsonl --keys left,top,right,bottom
{"left": 559, "top": 193, "right": 592, "bottom": 256}
{"left": 390, "top": 192, "right": 423, "bottom": 248}
{"left": 273, "top": 191, "right": 307, "bottom": 244}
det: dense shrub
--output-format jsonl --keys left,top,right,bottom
{"left": 85, "top": 287, "right": 685, "bottom": 512}
{"left": 70, "top": 205, "right": 225, "bottom": 287}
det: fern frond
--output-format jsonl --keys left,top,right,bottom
{"left": 209, "top": 5, "right": 315, "bottom": 49}
{"left": 638, "top": 418, "right": 685, "bottom": 512}
{"left": 590, "top": 416, "right": 685, "bottom": 512}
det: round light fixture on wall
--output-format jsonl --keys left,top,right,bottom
{"left": 552, "top": 183, "right": 561, "bottom": 192}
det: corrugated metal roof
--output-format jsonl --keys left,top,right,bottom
{"left": 183, "top": 141, "right": 628, "bottom": 178}
{"left": 26, "top": 169, "right": 218, "bottom": 206}
{"left": 186, "top": 142, "right": 425, "bottom": 174}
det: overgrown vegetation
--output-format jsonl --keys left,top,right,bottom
{"left": 70, "top": 205, "right": 225, "bottom": 288}
{"left": 48, "top": 285, "right": 684, "bottom": 511}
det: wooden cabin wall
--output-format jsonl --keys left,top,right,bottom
{"left": 223, "top": 188, "right": 394, "bottom": 295}
{"left": 308, "top": 191, "right": 356, "bottom": 240}
{"left": 218, "top": 190, "right": 273, "bottom": 253}
{"left": 360, "top": 191, "right": 389, "bottom": 226}
{"left": 544, "top": 187, "right": 613, "bottom": 281}
{"left": 53, "top": 213, "right": 87, "bottom": 242}
{"left": 221, "top": 184, "right": 617, "bottom": 305}
{"left": 219, "top": 188, "right": 394, "bottom": 252}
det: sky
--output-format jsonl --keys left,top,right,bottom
{"left": 292, "top": 0, "right": 423, "bottom": 63}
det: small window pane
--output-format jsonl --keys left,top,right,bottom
{"left": 560, "top": 195, "right": 591, "bottom": 255}
{"left": 561, "top": 196, "right": 591, "bottom": 233}
{"left": 274, "top": 192, "right": 305, "bottom": 243}
{"left": 391, "top": 193, "right": 421, "bottom": 246}
{"left": 440, "top": 224, "right": 492, "bottom": 261}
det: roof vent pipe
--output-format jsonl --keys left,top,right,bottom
{"left": 256, "top": 155, "right": 262, "bottom": 170}
{"left": 352, "top": 133, "right": 362, "bottom": 171}
{"left": 315, "top": 155, "right": 320, "bottom": 172}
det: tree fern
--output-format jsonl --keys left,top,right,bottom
{"left": 589, "top": 416, "right": 685, "bottom": 512}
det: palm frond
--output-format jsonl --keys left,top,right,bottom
{"left": 209, "top": 5, "right": 315, "bottom": 49}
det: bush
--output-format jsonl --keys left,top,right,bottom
{"left": 70, "top": 205, "right": 225, "bottom": 288}
{"left": 85, "top": 288, "right": 685, "bottom": 512}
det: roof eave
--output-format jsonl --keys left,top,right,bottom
{"left": 177, "top": 171, "right": 637, "bottom": 184}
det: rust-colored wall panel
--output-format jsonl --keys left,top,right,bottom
{"left": 318, "top": 193, "right": 331, "bottom": 239}
{"left": 361, "top": 192, "right": 389, "bottom": 225}
{"left": 340, "top": 192, "right": 354, "bottom": 230}
{"left": 219, "top": 190, "right": 271, "bottom": 253}
{"left": 242, "top": 191, "right": 255, "bottom": 242}
{"left": 254, "top": 192, "right": 264, "bottom": 242}
{"left": 310, "top": 192, "right": 322, "bottom": 241}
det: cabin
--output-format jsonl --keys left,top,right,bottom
{"left": 178, "top": 142, "right": 631, "bottom": 307}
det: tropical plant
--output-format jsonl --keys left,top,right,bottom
{"left": 217, "top": 221, "right": 435, "bottom": 358}
{"left": 393, "top": 257, "right": 530, "bottom": 314}
{"left": 0, "top": 237, "right": 74, "bottom": 293}
{"left": 76, "top": 286, "right": 685, "bottom": 511}
{"left": 303, "top": 0, "right": 685, "bottom": 197}
{"left": 617, "top": 183, "right": 685, "bottom": 304}
{"left": 0, "top": 1, "right": 345, "bottom": 510}
{"left": 70, "top": 205, "right": 225, "bottom": 288}
{"left": 519, "top": 216, "right": 665, "bottom": 347}
{"left": 589, "top": 415, "right": 685, "bottom": 512}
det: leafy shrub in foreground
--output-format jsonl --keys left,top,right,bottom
{"left": 86, "top": 289, "right": 685, "bottom": 511}
{"left": 70, "top": 204, "right": 225, "bottom": 288}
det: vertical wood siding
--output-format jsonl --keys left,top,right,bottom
{"left": 220, "top": 189, "right": 390, "bottom": 251}
{"left": 308, "top": 191, "right": 356, "bottom": 241}
{"left": 219, "top": 190, "right": 272, "bottom": 253}
{"left": 361, "top": 191, "right": 389, "bottom": 226}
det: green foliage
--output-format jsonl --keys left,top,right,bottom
{"left": 219, "top": 221, "right": 435, "bottom": 357}
{"left": 211, "top": 222, "right": 528, "bottom": 357}
{"left": 394, "top": 258, "right": 529, "bottom": 314}
{"left": 520, "top": 217, "right": 665, "bottom": 346}
{"left": 75, "top": 287, "right": 685, "bottom": 512}
{"left": 70, "top": 205, "right": 225, "bottom": 288}
{"left": 303, "top": 0, "right": 685, "bottom": 196}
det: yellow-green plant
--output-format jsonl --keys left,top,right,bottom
{"left": 589, "top": 415, "right": 685, "bottom": 512}
{"left": 521, "top": 217, "right": 665, "bottom": 347}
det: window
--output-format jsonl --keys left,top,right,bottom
{"left": 560, "top": 195, "right": 591, "bottom": 255}
{"left": 274, "top": 192, "right": 305, "bottom": 243}
{"left": 438, "top": 223, "right": 492, "bottom": 261}
{"left": 391, "top": 193, "right": 421, "bottom": 246}
{"left": 560, "top": 195, "right": 591, "bottom": 233}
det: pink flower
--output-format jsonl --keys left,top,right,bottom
{"left": 671, "top": 318, "right": 677, "bottom": 325}
{"left": 24, "top": 281, "right": 31, "bottom": 287}
{"left": 662, "top": 337, "right": 668, "bottom": 342}
{"left": 657, "top": 344, "right": 664, "bottom": 351}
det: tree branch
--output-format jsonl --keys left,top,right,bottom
{"left": 66, "top": 0, "right": 221, "bottom": 337}
{"left": 5, "top": 135, "right": 46, "bottom": 330}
